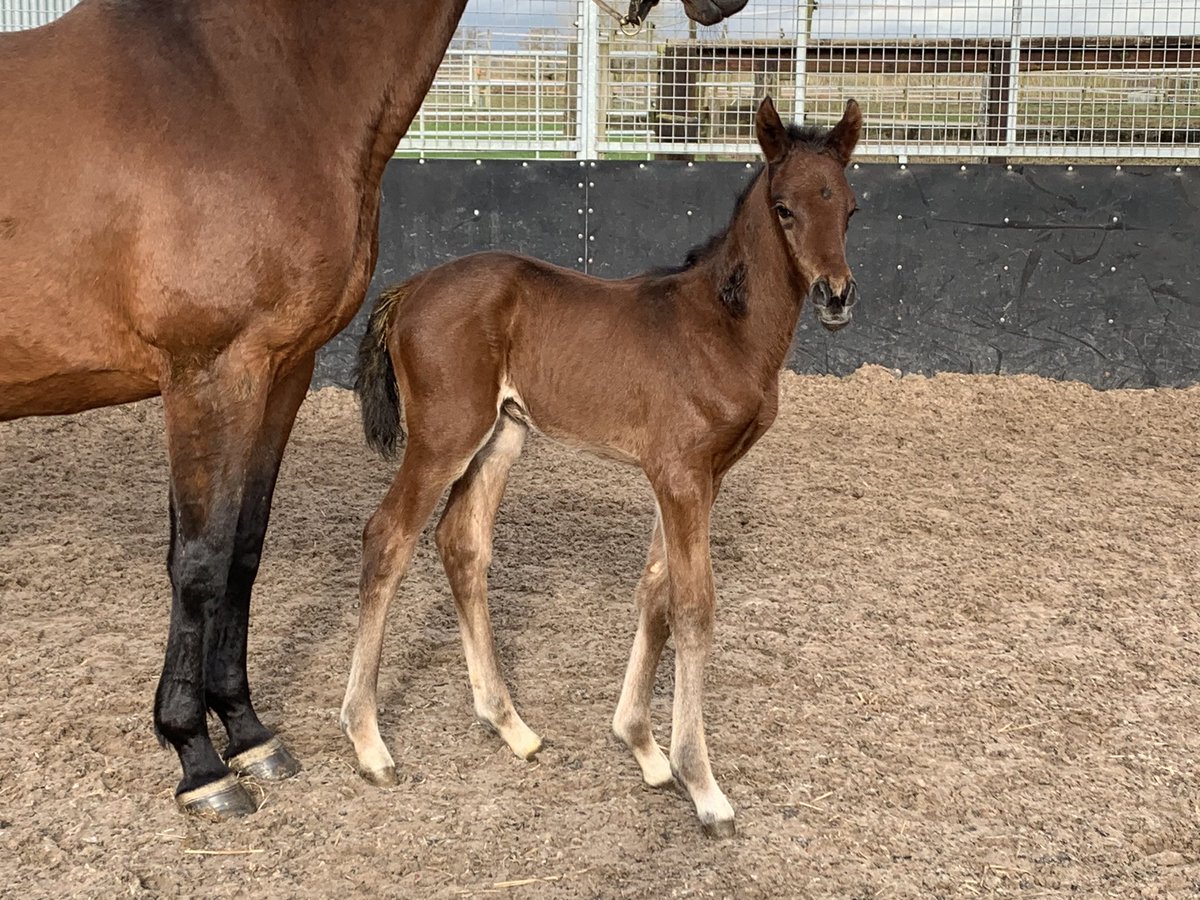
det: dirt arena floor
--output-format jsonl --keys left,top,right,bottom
{"left": 2, "top": 367, "right": 1200, "bottom": 899}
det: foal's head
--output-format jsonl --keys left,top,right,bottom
{"left": 755, "top": 96, "right": 862, "bottom": 331}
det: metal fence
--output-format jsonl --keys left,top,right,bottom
{"left": 0, "top": 0, "right": 70, "bottom": 30}
{"left": 5, "top": 0, "right": 1198, "bottom": 161}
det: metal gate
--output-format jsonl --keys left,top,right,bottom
{"left": 4, "top": 0, "right": 1198, "bottom": 161}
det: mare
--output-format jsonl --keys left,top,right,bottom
{"left": 342, "top": 96, "right": 862, "bottom": 836}
{"left": 0, "top": 0, "right": 747, "bottom": 819}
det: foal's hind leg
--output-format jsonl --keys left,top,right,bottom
{"left": 203, "top": 355, "right": 313, "bottom": 782}
{"left": 435, "top": 414, "right": 541, "bottom": 760}
{"left": 612, "top": 517, "right": 673, "bottom": 787}
{"left": 341, "top": 409, "right": 498, "bottom": 785}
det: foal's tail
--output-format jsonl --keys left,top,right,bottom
{"left": 354, "top": 284, "right": 408, "bottom": 459}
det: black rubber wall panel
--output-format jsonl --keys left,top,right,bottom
{"left": 315, "top": 160, "right": 1200, "bottom": 390}
{"left": 313, "top": 160, "right": 588, "bottom": 388}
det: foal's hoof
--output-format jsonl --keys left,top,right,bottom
{"left": 227, "top": 737, "right": 301, "bottom": 781}
{"left": 700, "top": 816, "right": 737, "bottom": 839}
{"left": 176, "top": 774, "right": 258, "bottom": 819}
{"left": 358, "top": 765, "right": 399, "bottom": 788}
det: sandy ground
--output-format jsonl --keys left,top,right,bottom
{"left": 2, "top": 367, "right": 1200, "bottom": 899}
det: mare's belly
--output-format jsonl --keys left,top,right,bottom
{"left": 0, "top": 368, "right": 159, "bottom": 421}
{"left": 0, "top": 286, "right": 161, "bottom": 420}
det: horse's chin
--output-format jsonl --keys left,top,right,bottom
{"left": 818, "top": 310, "right": 852, "bottom": 332}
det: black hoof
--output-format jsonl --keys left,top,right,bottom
{"left": 176, "top": 774, "right": 257, "bottom": 819}
{"left": 701, "top": 816, "right": 737, "bottom": 839}
{"left": 227, "top": 737, "right": 301, "bottom": 781}
{"left": 358, "top": 765, "right": 399, "bottom": 788}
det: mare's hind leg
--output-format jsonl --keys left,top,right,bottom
{"left": 341, "top": 403, "right": 499, "bottom": 785}
{"left": 157, "top": 351, "right": 274, "bottom": 818}
{"left": 435, "top": 414, "right": 541, "bottom": 760}
{"left": 611, "top": 516, "right": 673, "bottom": 787}
{"left": 203, "top": 355, "right": 313, "bottom": 782}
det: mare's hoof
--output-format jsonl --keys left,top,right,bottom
{"left": 176, "top": 774, "right": 258, "bottom": 819}
{"left": 227, "top": 737, "right": 301, "bottom": 781}
{"left": 358, "top": 765, "right": 399, "bottom": 788}
{"left": 700, "top": 816, "right": 737, "bottom": 839}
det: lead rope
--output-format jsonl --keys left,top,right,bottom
{"left": 589, "top": 0, "right": 644, "bottom": 35}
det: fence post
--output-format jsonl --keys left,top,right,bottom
{"left": 795, "top": 0, "right": 814, "bottom": 123}
{"left": 1004, "top": 0, "right": 1024, "bottom": 155}
{"left": 578, "top": 0, "right": 600, "bottom": 159}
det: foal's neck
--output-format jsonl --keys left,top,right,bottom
{"left": 707, "top": 172, "right": 810, "bottom": 381}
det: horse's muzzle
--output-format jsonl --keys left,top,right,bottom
{"left": 624, "top": 0, "right": 747, "bottom": 28}
{"left": 810, "top": 278, "right": 857, "bottom": 332}
{"left": 682, "top": 0, "right": 750, "bottom": 25}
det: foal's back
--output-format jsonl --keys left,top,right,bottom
{"left": 387, "top": 251, "right": 756, "bottom": 462}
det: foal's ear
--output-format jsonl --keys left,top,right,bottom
{"left": 826, "top": 99, "right": 862, "bottom": 167}
{"left": 755, "top": 95, "right": 790, "bottom": 165}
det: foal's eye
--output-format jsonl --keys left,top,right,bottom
{"left": 774, "top": 204, "right": 794, "bottom": 220}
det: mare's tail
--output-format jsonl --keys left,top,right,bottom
{"left": 354, "top": 283, "right": 409, "bottom": 459}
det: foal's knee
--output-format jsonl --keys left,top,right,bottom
{"left": 359, "top": 508, "right": 403, "bottom": 582}
{"left": 667, "top": 608, "right": 715, "bottom": 651}
{"left": 435, "top": 513, "right": 490, "bottom": 574}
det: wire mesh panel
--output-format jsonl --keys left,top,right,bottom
{"left": 602, "top": 0, "right": 1200, "bottom": 159}
{"left": 2, "top": 0, "right": 1197, "bottom": 160}
{"left": 1014, "top": 1, "right": 1200, "bottom": 158}
{"left": 0, "top": 0, "right": 75, "bottom": 31}
{"left": 402, "top": 0, "right": 584, "bottom": 157}
{"left": 593, "top": 2, "right": 803, "bottom": 157}
{"left": 808, "top": 0, "right": 1199, "bottom": 159}
{"left": 807, "top": 0, "right": 1022, "bottom": 158}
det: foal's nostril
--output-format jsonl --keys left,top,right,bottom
{"left": 811, "top": 278, "right": 833, "bottom": 308}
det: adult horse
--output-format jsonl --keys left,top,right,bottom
{"left": 0, "top": 0, "right": 747, "bottom": 820}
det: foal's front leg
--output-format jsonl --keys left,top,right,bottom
{"left": 653, "top": 469, "right": 735, "bottom": 836}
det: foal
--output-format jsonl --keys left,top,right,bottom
{"left": 341, "top": 96, "right": 862, "bottom": 836}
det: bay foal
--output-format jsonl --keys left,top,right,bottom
{"left": 342, "top": 96, "right": 862, "bottom": 836}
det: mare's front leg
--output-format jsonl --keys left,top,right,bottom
{"left": 156, "top": 351, "right": 274, "bottom": 818}
{"left": 202, "top": 355, "right": 314, "bottom": 782}
{"left": 652, "top": 466, "right": 736, "bottom": 837}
